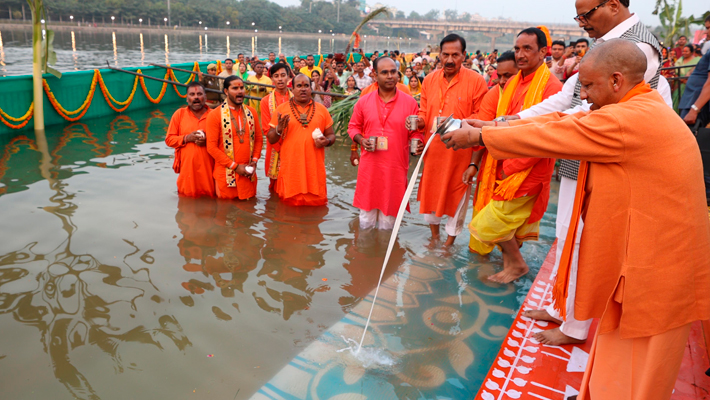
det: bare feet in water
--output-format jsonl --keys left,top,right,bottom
{"left": 488, "top": 256, "right": 529, "bottom": 283}
{"left": 533, "top": 327, "right": 586, "bottom": 346}
{"left": 522, "top": 309, "right": 562, "bottom": 325}
{"left": 443, "top": 235, "right": 456, "bottom": 247}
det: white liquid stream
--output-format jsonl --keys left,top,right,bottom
{"left": 355, "top": 132, "right": 438, "bottom": 354}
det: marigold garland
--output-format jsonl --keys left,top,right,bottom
{"left": 1, "top": 62, "right": 207, "bottom": 129}
{"left": 44, "top": 70, "right": 98, "bottom": 122}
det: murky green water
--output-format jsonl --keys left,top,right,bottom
{"left": 0, "top": 103, "right": 557, "bottom": 399}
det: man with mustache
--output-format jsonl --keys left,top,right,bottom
{"left": 467, "top": 28, "right": 562, "bottom": 284}
{"left": 490, "top": 0, "right": 673, "bottom": 347}
{"left": 165, "top": 82, "right": 215, "bottom": 197}
{"left": 408, "top": 33, "right": 488, "bottom": 247}
{"left": 247, "top": 60, "right": 273, "bottom": 110}
{"left": 260, "top": 63, "right": 293, "bottom": 191}
{"left": 348, "top": 57, "right": 423, "bottom": 230}
{"left": 444, "top": 38, "right": 710, "bottom": 400}
{"left": 267, "top": 74, "right": 336, "bottom": 206}
{"left": 205, "top": 76, "right": 263, "bottom": 200}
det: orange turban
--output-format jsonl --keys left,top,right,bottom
{"left": 537, "top": 25, "right": 552, "bottom": 56}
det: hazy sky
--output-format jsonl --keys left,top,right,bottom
{"left": 273, "top": 0, "right": 708, "bottom": 27}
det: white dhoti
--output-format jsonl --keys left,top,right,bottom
{"left": 545, "top": 176, "right": 593, "bottom": 340}
{"left": 423, "top": 186, "right": 471, "bottom": 237}
{"left": 359, "top": 209, "right": 396, "bottom": 230}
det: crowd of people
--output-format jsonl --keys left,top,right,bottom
{"left": 164, "top": 0, "right": 710, "bottom": 398}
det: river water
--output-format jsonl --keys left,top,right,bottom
{"left": 0, "top": 100, "right": 557, "bottom": 399}
{"left": 0, "top": 27, "right": 437, "bottom": 77}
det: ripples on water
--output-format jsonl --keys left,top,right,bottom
{"left": 0, "top": 104, "right": 557, "bottom": 399}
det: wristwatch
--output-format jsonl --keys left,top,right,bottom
{"left": 691, "top": 104, "right": 700, "bottom": 112}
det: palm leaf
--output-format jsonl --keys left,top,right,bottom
{"left": 344, "top": 7, "right": 390, "bottom": 55}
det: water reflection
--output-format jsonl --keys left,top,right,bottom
{"left": 0, "top": 118, "right": 191, "bottom": 400}
{"left": 164, "top": 34, "right": 169, "bottom": 65}
{"left": 1, "top": 31, "right": 7, "bottom": 74}
{"left": 112, "top": 31, "right": 118, "bottom": 66}
{"left": 226, "top": 36, "right": 230, "bottom": 58}
{"left": 140, "top": 33, "right": 144, "bottom": 65}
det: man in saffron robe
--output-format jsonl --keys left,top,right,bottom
{"left": 467, "top": 28, "right": 562, "bottom": 284}
{"left": 267, "top": 74, "right": 336, "bottom": 206}
{"left": 444, "top": 39, "right": 710, "bottom": 400}
{"left": 205, "top": 76, "right": 263, "bottom": 200}
{"left": 260, "top": 63, "right": 293, "bottom": 191}
{"left": 348, "top": 57, "right": 423, "bottom": 229}
{"left": 411, "top": 33, "right": 489, "bottom": 246}
{"left": 165, "top": 82, "right": 215, "bottom": 197}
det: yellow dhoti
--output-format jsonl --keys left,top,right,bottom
{"left": 469, "top": 195, "right": 539, "bottom": 254}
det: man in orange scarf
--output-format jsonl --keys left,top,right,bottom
{"left": 267, "top": 74, "right": 336, "bottom": 206}
{"left": 467, "top": 28, "right": 562, "bottom": 283}
{"left": 411, "top": 33, "right": 489, "bottom": 246}
{"left": 165, "top": 82, "right": 215, "bottom": 197}
{"left": 260, "top": 62, "right": 293, "bottom": 191}
{"left": 205, "top": 76, "right": 263, "bottom": 200}
{"left": 444, "top": 39, "right": 710, "bottom": 400}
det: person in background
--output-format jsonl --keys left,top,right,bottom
{"left": 300, "top": 55, "right": 323, "bottom": 78}
{"left": 344, "top": 75, "right": 360, "bottom": 96}
{"left": 199, "top": 63, "right": 222, "bottom": 108}
{"left": 205, "top": 76, "right": 263, "bottom": 200}
{"left": 335, "top": 61, "right": 351, "bottom": 84}
{"left": 422, "top": 58, "right": 432, "bottom": 75}
{"left": 676, "top": 44, "right": 701, "bottom": 102}
{"left": 485, "top": 64, "right": 498, "bottom": 88}
{"left": 320, "top": 67, "right": 339, "bottom": 107}
{"left": 673, "top": 35, "right": 688, "bottom": 59}
{"left": 237, "top": 62, "right": 250, "bottom": 81}
{"left": 408, "top": 74, "right": 421, "bottom": 99}
{"left": 247, "top": 60, "right": 273, "bottom": 110}
{"left": 549, "top": 40, "right": 567, "bottom": 80}
{"left": 218, "top": 58, "right": 236, "bottom": 78}
{"left": 265, "top": 52, "right": 277, "bottom": 70}
{"left": 701, "top": 15, "right": 710, "bottom": 55}
{"left": 660, "top": 47, "right": 676, "bottom": 84}
{"left": 564, "top": 38, "right": 589, "bottom": 79}
{"left": 267, "top": 74, "right": 336, "bottom": 206}
{"left": 348, "top": 57, "right": 424, "bottom": 230}
{"left": 311, "top": 70, "right": 324, "bottom": 104}
{"left": 403, "top": 67, "right": 414, "bottom": 85}
{"left": 352, "top": 61, "right": 374, "bottom": 91}
{"left": 165, "top": 82, "right": 215, "bottom": 198}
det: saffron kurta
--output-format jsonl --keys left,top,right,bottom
{"left": 416, "top": 67, "right": 488, "bottom": 217}
{"left": 269, "top": 101, "right": 333, "bottom": 206}
{"left": 165, "top": 106, "right": 215, "bottom": 197}
{"left": 483, "top": 89, "right": 710, "bottom": 399}
{"left": 260, "top": 91, "right": 292, "bottom": 183}
{"left": 348, "top": 90, "right": 422, "bottom": 216}
{"left": 476, "top": 70, "right": 562, "bottom": 223}
{"left": 205, "top": 105, "right": 263, "bottom": 200}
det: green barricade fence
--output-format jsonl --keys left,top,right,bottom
{"left": 0, "top": 52, "right": 373, "bottom": 136}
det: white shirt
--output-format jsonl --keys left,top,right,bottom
{"left": 353, "top": 72, "right": 373, "bottom": 89}
{"left": 518, "top": 14, "right": 673, "bottom": 118}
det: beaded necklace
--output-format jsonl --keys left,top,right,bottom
{"left": 289, "top": 98, "right": 316, "bottom": 128}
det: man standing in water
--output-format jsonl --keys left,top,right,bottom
{"left": 348, "top": 57, "right": 423, "bottom": 229}
{"left": 260, "top": 63, "right": 293, "bottom": 191}
{"left": 165, "top": 82, "right": 215, "bottom": 197}
{"left": 410, "top": 33, "right": 488, "bottom": 246}
{"left": 443, "top": 38, "right": 710, "bottom": 400}
{"left": 267, "top": 74, "right": 336, "bottom": 206}
{"left": 205, "top": 76, "right": 263, "bottom": 200}
{"left": 467, "top": 28, "right": 562, "bottom": 283}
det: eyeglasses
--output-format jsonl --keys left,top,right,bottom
{"left": 574, "top": 0, "right": 610, "bottom": 23}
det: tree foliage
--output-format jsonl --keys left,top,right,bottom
{"left": 32, "top": 0, "right": 375, "bottom": 34}
{"left": 652, "top": 0, "right": 706, "bottom": 46}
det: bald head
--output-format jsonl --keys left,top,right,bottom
{"left": 581, "top": 39, "right": 646, "bottom": 85}
{"left": 578, "top": 39, "right": 648, "bottom": 110}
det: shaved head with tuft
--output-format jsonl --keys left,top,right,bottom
{"left": 581, "top": 39, "right": 646, "bottom": 86}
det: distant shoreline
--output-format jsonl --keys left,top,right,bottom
{"left": 0, "top": 21, "right": 427, "bottom": 44}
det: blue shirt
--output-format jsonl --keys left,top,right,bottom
{"left": 679, "top": 50, "right": 710, "bottom": 112}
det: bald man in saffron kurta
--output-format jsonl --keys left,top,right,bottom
{"left": 205, "top": 104, "right": 263, "bottom": 200}
{"left": 269, "top": 102, "right": 333, "bottom": 206}
{"left": 417, "top": 67, "right": 488, "bottom": 241}
{"left": 165, "top": 106, "right": 215, "bottom": 197}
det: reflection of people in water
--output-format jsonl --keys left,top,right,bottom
{"left": 0, "top": 124, "right": 190, "bottom": 400}
{"left": 256, "top": 197, "right": 329, "bottom": 319}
